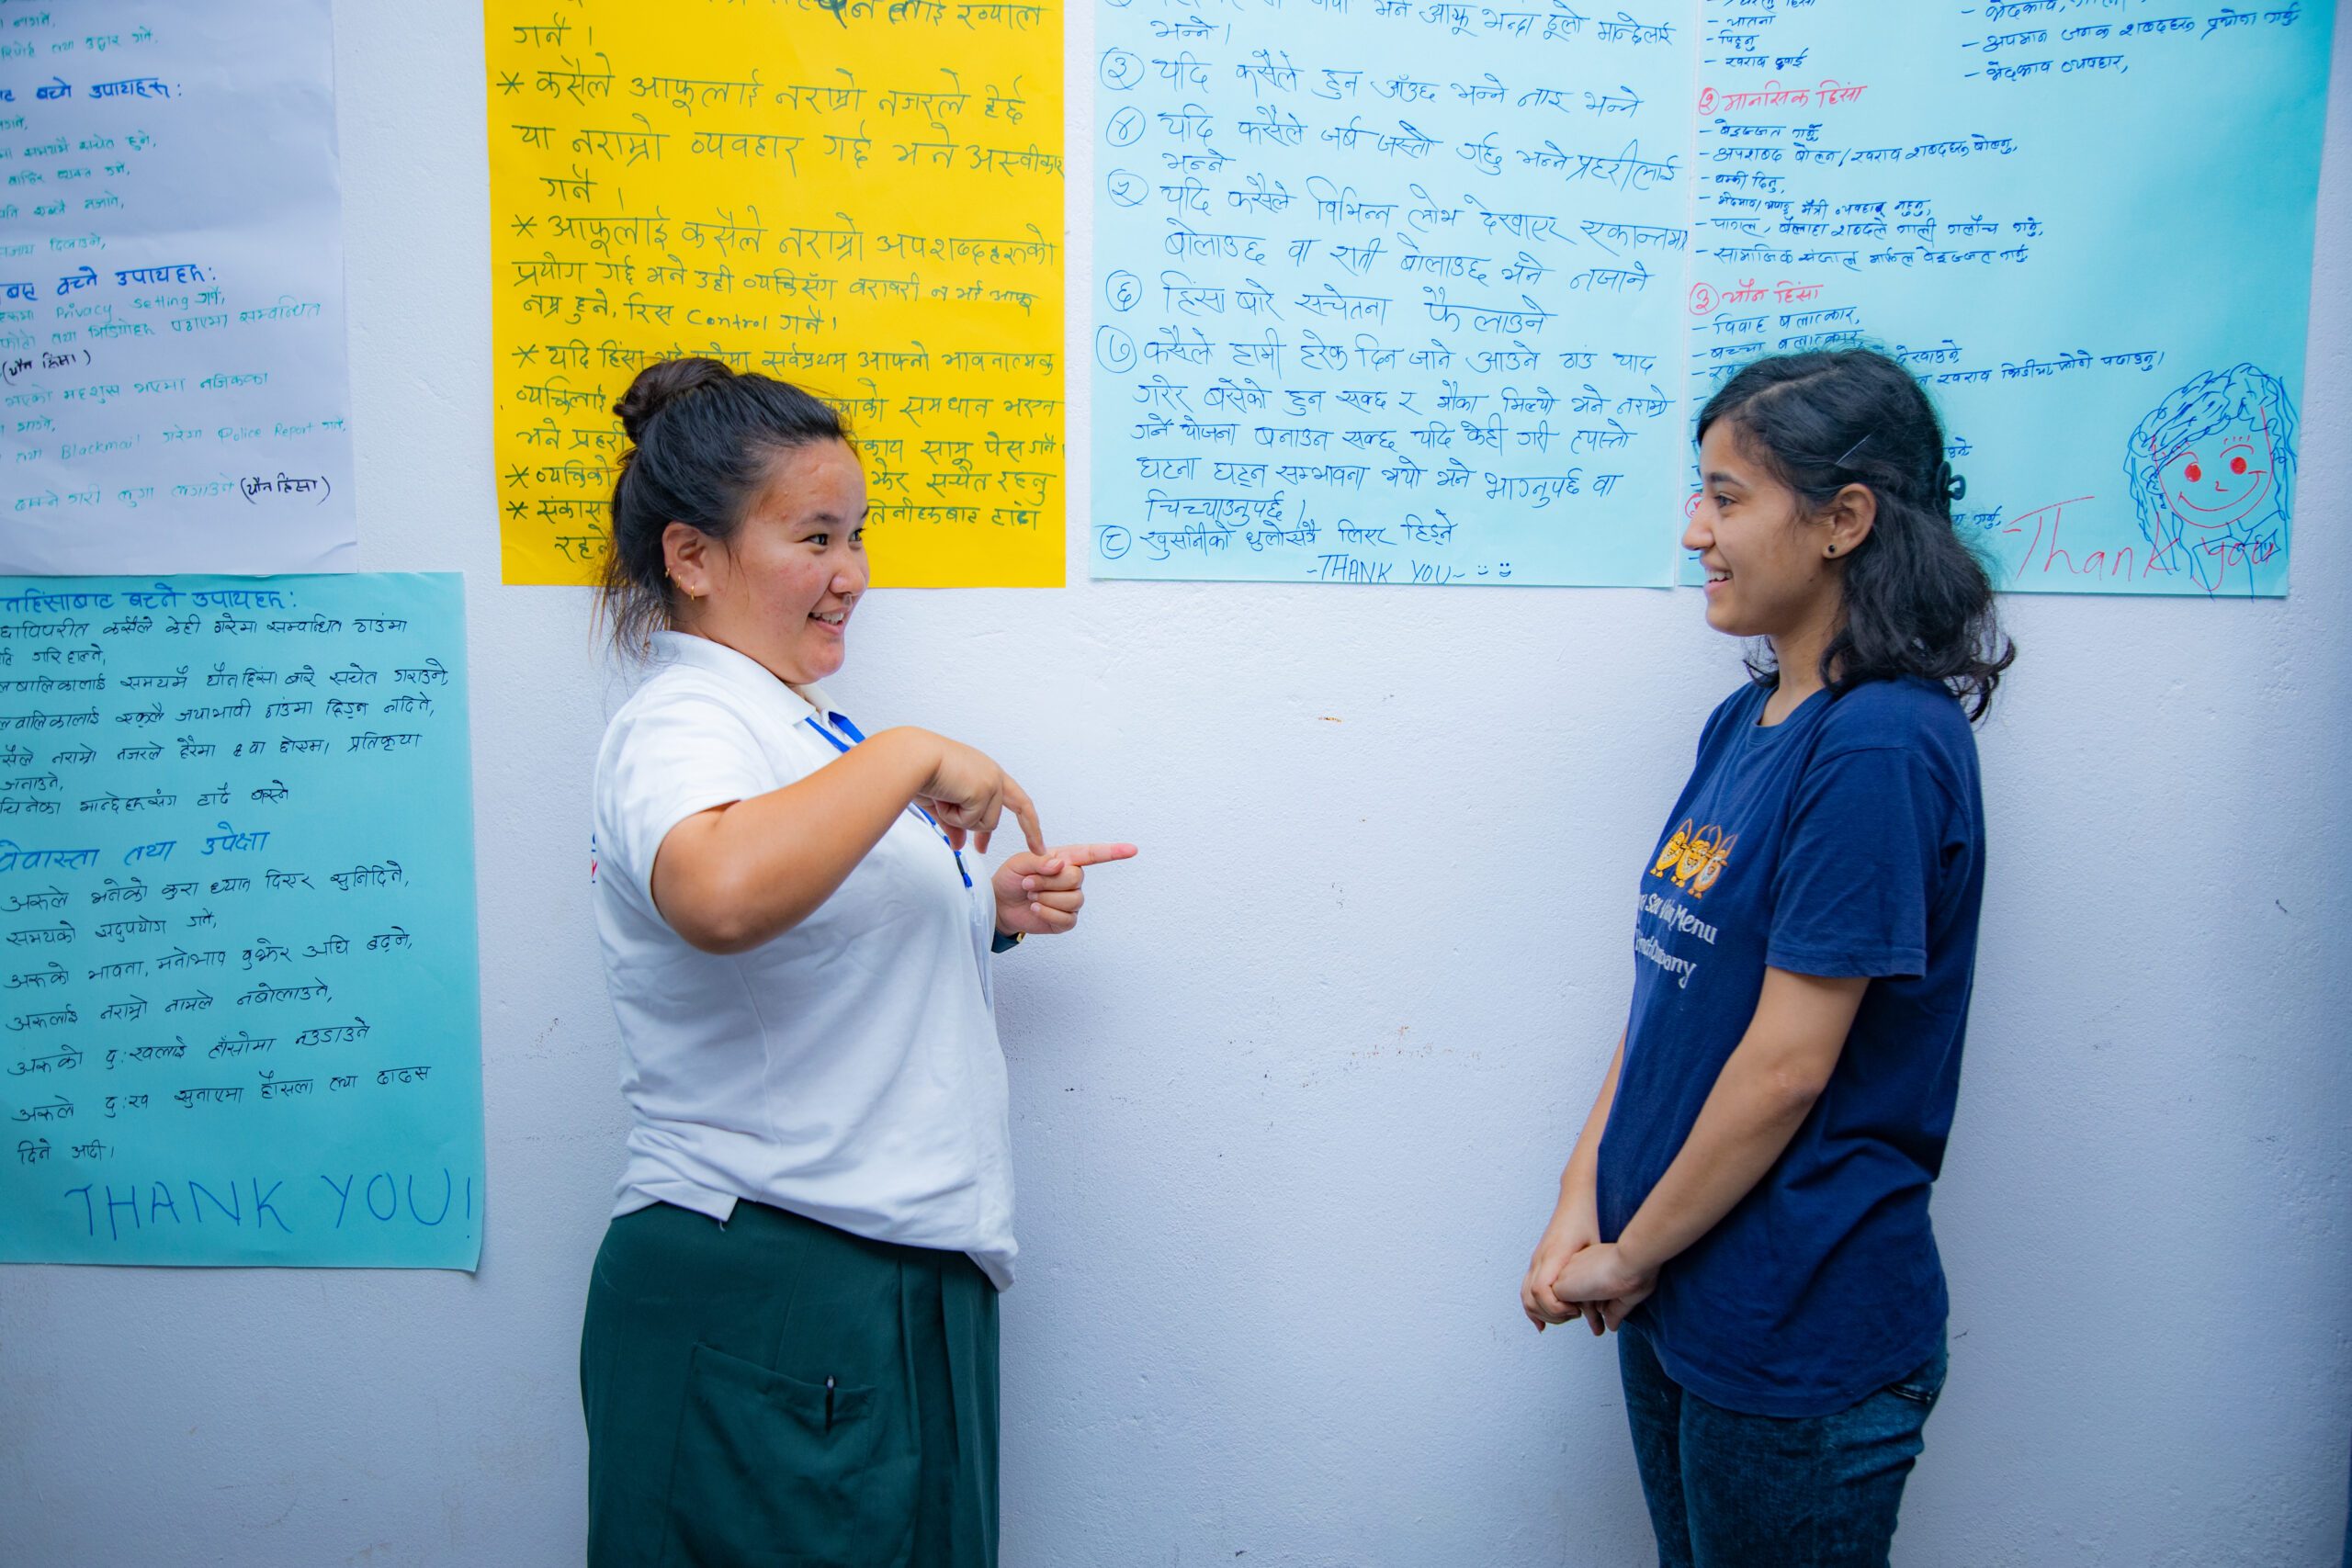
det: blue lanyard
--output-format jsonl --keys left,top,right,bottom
{"left": 802, "top": 712, "right": 972, "bottom": 887}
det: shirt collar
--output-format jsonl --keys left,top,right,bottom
{"left": 649, "top": 629, "right": 835, "bottom": 724}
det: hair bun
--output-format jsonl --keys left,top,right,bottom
{"left": 614, "top": 356, "right": 734, "bottom": 444}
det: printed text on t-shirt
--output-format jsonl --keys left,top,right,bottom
{"left": 1634, "top": 889, "right": 1721, "bottom": 990}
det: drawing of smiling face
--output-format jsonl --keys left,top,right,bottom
{"left": 2159, "top": 411, "right": 2277, "bottom": 532}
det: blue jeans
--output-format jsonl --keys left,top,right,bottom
{"left": 1619, "top": 1327, "right": 1946, "bottom": 1568}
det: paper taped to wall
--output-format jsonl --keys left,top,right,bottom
{"left": 1088, "top": 2, "right": 1694, "bottom": 586}
{"left": 0, "top": 573, "right": 483, "bottom": 1269}
{"left": 0, "top": 1, "right": 358, "bottom": 577}
{"left": 1681, "top": 0, "right": 2331, "bottom": 597}
{"left": 1088, "top": 0, "right": 2333, "bottom": 595}
{"left": 485, "top": 0, "right": 1068, "bottom": 588}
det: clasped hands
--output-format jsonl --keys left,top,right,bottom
{"left": 1520, "top": 1194, "right": 1657, "bottom": 1337}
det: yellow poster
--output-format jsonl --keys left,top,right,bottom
{"left": 485, "top": 1, "right": 1065, "bottom": 587}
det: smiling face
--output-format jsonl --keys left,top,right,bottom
{"left": 1682, "top": 419, "right": 1846, "bottom": 645}
{"left": 672, "top": 439, "right": 870, "bottom": 684}
{"left": 2156, "top": 410, "right": 2277, "bottom": 532}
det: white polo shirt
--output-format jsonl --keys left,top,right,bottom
{"left": 590, "top": 630, "right": 1015, "bottom": 1288}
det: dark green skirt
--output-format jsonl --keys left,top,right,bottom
{"left": 581, "top": 1200, "right": 1000, "bottom": 1568}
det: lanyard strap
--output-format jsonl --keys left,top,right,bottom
{"left": 802, "top": 713, "right": 972, "bottom": 887}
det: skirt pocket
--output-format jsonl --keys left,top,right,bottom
{"left": 662, "top": 1341, "right": 919, "bottom": 1568}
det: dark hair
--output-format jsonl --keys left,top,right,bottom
{"left": 1696, "top": 348, "right": 2015, "bottom": 720}
{"left": 598, "top": 357, "right": 852, "bottom": 657}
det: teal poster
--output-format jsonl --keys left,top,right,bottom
{"left": 1684, "top": 0, "right": 2332, "bottom": 596}
{"left": 1083, "top": 0, "right": 2334, "bottom": 595}
{"left": 0, "top": 574, "right": 483, "bottom": 1269}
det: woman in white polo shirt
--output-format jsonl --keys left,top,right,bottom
{"left": 579, "top": 356, "right": 1133, "bottom": 1568}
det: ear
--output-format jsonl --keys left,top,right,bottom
{"left": 1821, "top": 482, "right": 1877, "bottom": 558}
{"left": 662, "top": 522, "right": 717, "bottom": 602}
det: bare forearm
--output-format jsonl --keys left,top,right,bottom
{"left": 1612, "top": 1052, "right": 1817, "bottom": 1274}
{"left": 1613, "top": 970, "right": 1863, "bottom": 1276}
{"left": 651, "top": 725, "right": 941, "bottom": 953}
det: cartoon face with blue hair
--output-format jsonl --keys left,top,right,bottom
{"left": 2125, "top": 364, "right": 2297, "bottom": 593}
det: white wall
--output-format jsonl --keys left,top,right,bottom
{"left": 4, "top": 4, "right": 2347, "bottom": 1564}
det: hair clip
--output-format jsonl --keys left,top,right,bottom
{"left": 1935, "top": 460, "right": 1967, "bottom": 502}
{"left": 1834, "top": 432, "right": 1875, "bottom": 468}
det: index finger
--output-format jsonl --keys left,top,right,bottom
{"left": 1052, "top": 842, "right": 1139, "bottom": 869}
{"left": 1002, "top": 778, "right": 1046, "bottom": 858}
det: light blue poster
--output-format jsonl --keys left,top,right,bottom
{"left": 1089, "top": 0, "right": 1694, "bottom": 585}
{"left": 0, "top": 574, "right": 482, "bottom": 1269}
{"left": 1684, "top": 0, "right": 2333, "bottom": 596}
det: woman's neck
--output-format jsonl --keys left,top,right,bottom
{"left": 1763, "top": 608, "right": 1838, "bottom": 721}
{"left": 671, "top": 620, "right": 815, "bottom": 689}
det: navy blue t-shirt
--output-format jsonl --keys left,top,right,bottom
{"left": 1596, "top": 675, "right": 1985, "bottom": 1417}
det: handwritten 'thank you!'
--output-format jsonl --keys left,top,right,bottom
{"left": 0, "top": 573, "right": 484, "bottom": 1269}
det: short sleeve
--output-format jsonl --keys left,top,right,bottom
{"left": 602, "top": 689, "right": 775, "bottom": 908}
{"left": 1766, "top": 745, "right": 1950, "bottom": 980}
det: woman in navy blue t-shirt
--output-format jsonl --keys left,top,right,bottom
{"left": 1520, "top": 349, "right": 2014, "bottom": 1567}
